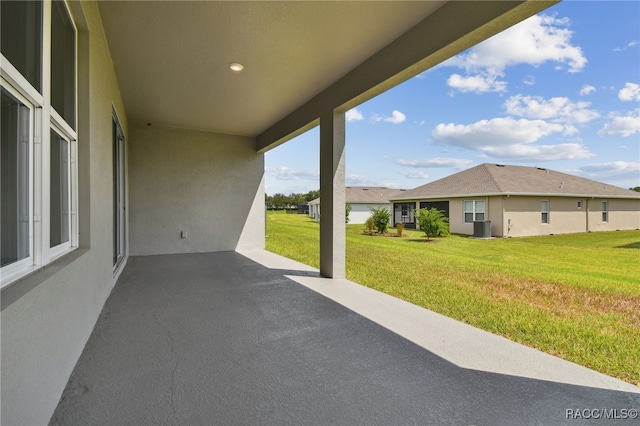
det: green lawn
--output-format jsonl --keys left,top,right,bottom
{"left": 266, "top": 210, "right": 640, "bottom": 385}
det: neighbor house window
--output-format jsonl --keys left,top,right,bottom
{"left": 602, "top": 201, "right": 608, "bottom": 222}
{"left": 541, "top": 200, "right": 549, "bottom": 224}
{"left": 1, "top": 0, "right": 78, "bottom": 287}
{"left": 577, "top": 201, "right": 582, "bottom": 209}
{"left": 464, "top": 200, "right": 485, "bottom": 223}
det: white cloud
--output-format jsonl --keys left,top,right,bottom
{"left": 478, "top": 143, "right": 594, "bottom": 161}
{"left": 385, "top": 110, "right": 406, "bottom": 124}
{"left": 442, "top": 14, "right": 586, "bottom": 93}
{"left": 401, "top": 170, "right": 430, "bottom": 179}
{"left": 580, "top": 161, "right": 640, "bottom": 182}
{"left": 394, "top": 157, "right": 473, "bottom": 170}
{"left": 504, "top": 95, "right": 599, "bottom": 124}
{"left": 614, "top": 40, "right": 639, "bottom": 52}
{"left": 346, "top": 174, "right": 399, "bottom": 188}
{"left": 618, "top": 82, "right": 640, "bottom": 102}
{"left": 432, "top": 117, "right": 567, "bottom": 147}
{"left": 523, "top": 75, "right": 536, "bottom": 86}
{"left": 372, "top": 110, "right": 406, "bottom": 124}
{"left": 597, "top": 109, "right": 640, "bottom": 137}
{"left": 346, "top": 108, "right": 364, "bottom": 121}
{"left": 431, "top": 117, "right": 594, "bottom": 161}
{"left": 266, "top": 166, "right": 319, "bottom": 181}
{"left": 579, "top": 85, "right": 596, "bottom": 96}
{"left": 447, "top": 74, "right": 507, "bottom": 94}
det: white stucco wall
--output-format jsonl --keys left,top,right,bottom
{"left": 1, "top": 2, "right": 128, "bottom": 425}
{"left": 349, "top": 203, "right": 390, "bottom": 224}
{"left": 128, "top": 124, "right": 264, "bottom": 256}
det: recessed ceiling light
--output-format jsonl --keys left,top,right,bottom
{"left": 229, "top": 63, "right": 244, "bottom": 72}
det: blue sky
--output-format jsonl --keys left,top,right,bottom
{"left": 265, "top": 1, "right": 640, "bottom": 195}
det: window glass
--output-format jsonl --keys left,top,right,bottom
{"left": 50, "top": 129, "right": 70, "bottom": 247}
{"left": 602, "top": 201, "right": 608, "bottom": 222}
{"left": 51, "top": 0, "right": 75, "bottom": 128}
{"left": 475, "top": 201, "right": 485, "bottom": 213}
{"left": 0, "top": 0, "right": 42, "bottom": 91}
{"left": 1, "top": 87, "right": 31, "bottom": 267}
{"left": 541, "top": 200, "right": 549, "bottom": 224}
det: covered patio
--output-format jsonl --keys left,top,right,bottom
{"left": 50, "top": 251, "right": 639, "bottom": 425}
{"left": 5, "top": 2, "right": 639, "bottom": 424}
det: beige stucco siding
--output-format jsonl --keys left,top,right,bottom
{"left": 128, "top": 124, "right": 264, "bottom": 256}
{"left": 501, "top": 197, "right": 585, "bottom": 237}
{"left": 1, "top": 3, "right": 128, "bottom": 425}
{"left": 421, "top": 195, "right": 639, "bottom": 238}
{"left": 587, "top": 198, "right": 640, "bottom": 233}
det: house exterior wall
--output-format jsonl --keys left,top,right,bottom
{"left": 502, "top": 196, "right": 585, "bottom": 237}
{"left": 449, "top": 198, "right": 477, "bottom": 235}
{"left": 586, "top": 198, "right": 640, "bottom": 233}
{"left": 350, "top": 203, "right": 390, "bottom": 224}
{"left": 128, "top": 124, "right": 264, "bottom": 256}
{"left": 1, "top": 2, "right": 129, "bottom": 425}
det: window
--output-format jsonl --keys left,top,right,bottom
{"left": 1, "top": 0, "right": 42, "bottom": 91}
{"left": 50, "top": 128, "right": 70, "bottom": 249}
{"left": 577, "top": 201, "right": 582, "bottom": 209}
{"left": 51, "top": 0, "right": 75, "bottom": 128}
{"left": 541, "top": 200, "right": 549, "bottom": 224}
{"left": 1, "top": 0, "right": 78, "bottom": 287}
{"left": 1, "top": 87, "right": 33, "bottom": 271}
{"left": 113, "top": 114, "right": 126, "bottom": 268}
{"left": 464, "top": 200, "right": 485, "bottom": 223}
{"left": 602, "top": 201, "right": 608, "bottom": 222}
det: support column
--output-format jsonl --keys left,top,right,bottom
{"left": 319, "top": 110, "right": 346, "bottom": 278}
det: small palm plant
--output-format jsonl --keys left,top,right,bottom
{"left": 415, "top": 208, "right": 450, "bottom": 241}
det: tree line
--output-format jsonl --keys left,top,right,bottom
{"left": 265, "top": 190, "right": 319, "bottom": 210}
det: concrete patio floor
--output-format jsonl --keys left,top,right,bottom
{"left": 51, "top": 251, "right": 639, "bottom": 425}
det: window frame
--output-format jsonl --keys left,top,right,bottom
{"left": 541, "top": 200, "right": 549, "bottom": 224}
{"left": 1, "top": 0, "right": 79, "bottom": 288}
{"left": 602, "top": 201, "right": 608, "bottom": 223}
{"left": 464, "top": 200, "right": 485, "bottom": 224}
{"left": 113, "top": 111, "right": 126, "bottom": 270}
{"left": 0, "top": 82, "right": 36, "bottom": 283}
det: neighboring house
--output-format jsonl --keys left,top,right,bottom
{"left": 308, "top": 187, "right": 406, "bottom": 224}
{"left": 390, "top": 163, "right": 640, "bottom": 237}
{"left": 308, "top": 197, "right": 321, "bottom": 221}
{"left": 0, "top": 1, "right": 558, "bottom": 424}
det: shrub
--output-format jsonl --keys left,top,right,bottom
{"left": 415, "top": 208, "right": 450, "bottom": 241}
{"left": 346, "top": 203, "right": 352, "bottom": 224}
{"left": 369, "top": 207, "right": 391, "bottom": 234}
{"left": 396, "top": 222, "right": 404, "bottom": 237}
{"left": 364, "top": 217, "right": 375, "bottom": 235}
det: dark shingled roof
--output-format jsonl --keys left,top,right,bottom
{"left": 392, "top": 163, "right": 640, "bottom": 200}
{"left": 345, "top": 186, "right": 407, "bottom": 203}
{"left": 309, "top": 187, "right": 407, "bottom": 205}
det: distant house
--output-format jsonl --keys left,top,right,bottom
{"left": 309, "top": 187, "right": 406, "bottom": 224}
{"left": 390, "top": 163, "right": 640, "bottom": 237}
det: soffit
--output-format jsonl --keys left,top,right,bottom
{"left": 97, "top": 1, "right": 444, "bottom": 137}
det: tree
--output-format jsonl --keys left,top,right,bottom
{"left": 630, "top": 187, "right": 640, "bottom": 192}
{"left": 415, "top": 208, "right": 450, "bottom": 241}
{"left": 346, "top": 203, "right": 352, "bottom": 223}
{"left": 305, "top": 190, "right": 320, "bottom": 201}
{"left": 369, "top": 207, "right": 391, "bottom": 234}
{"left": 271, "top": 193, "right": 288, "bottom": 210}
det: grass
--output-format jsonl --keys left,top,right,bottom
{"left": 266, "top": 210, "right": 640, "bottom": 385}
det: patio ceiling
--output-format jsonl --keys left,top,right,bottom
{"left": 97, "top": 1, "right": 556, "bottom": 148}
